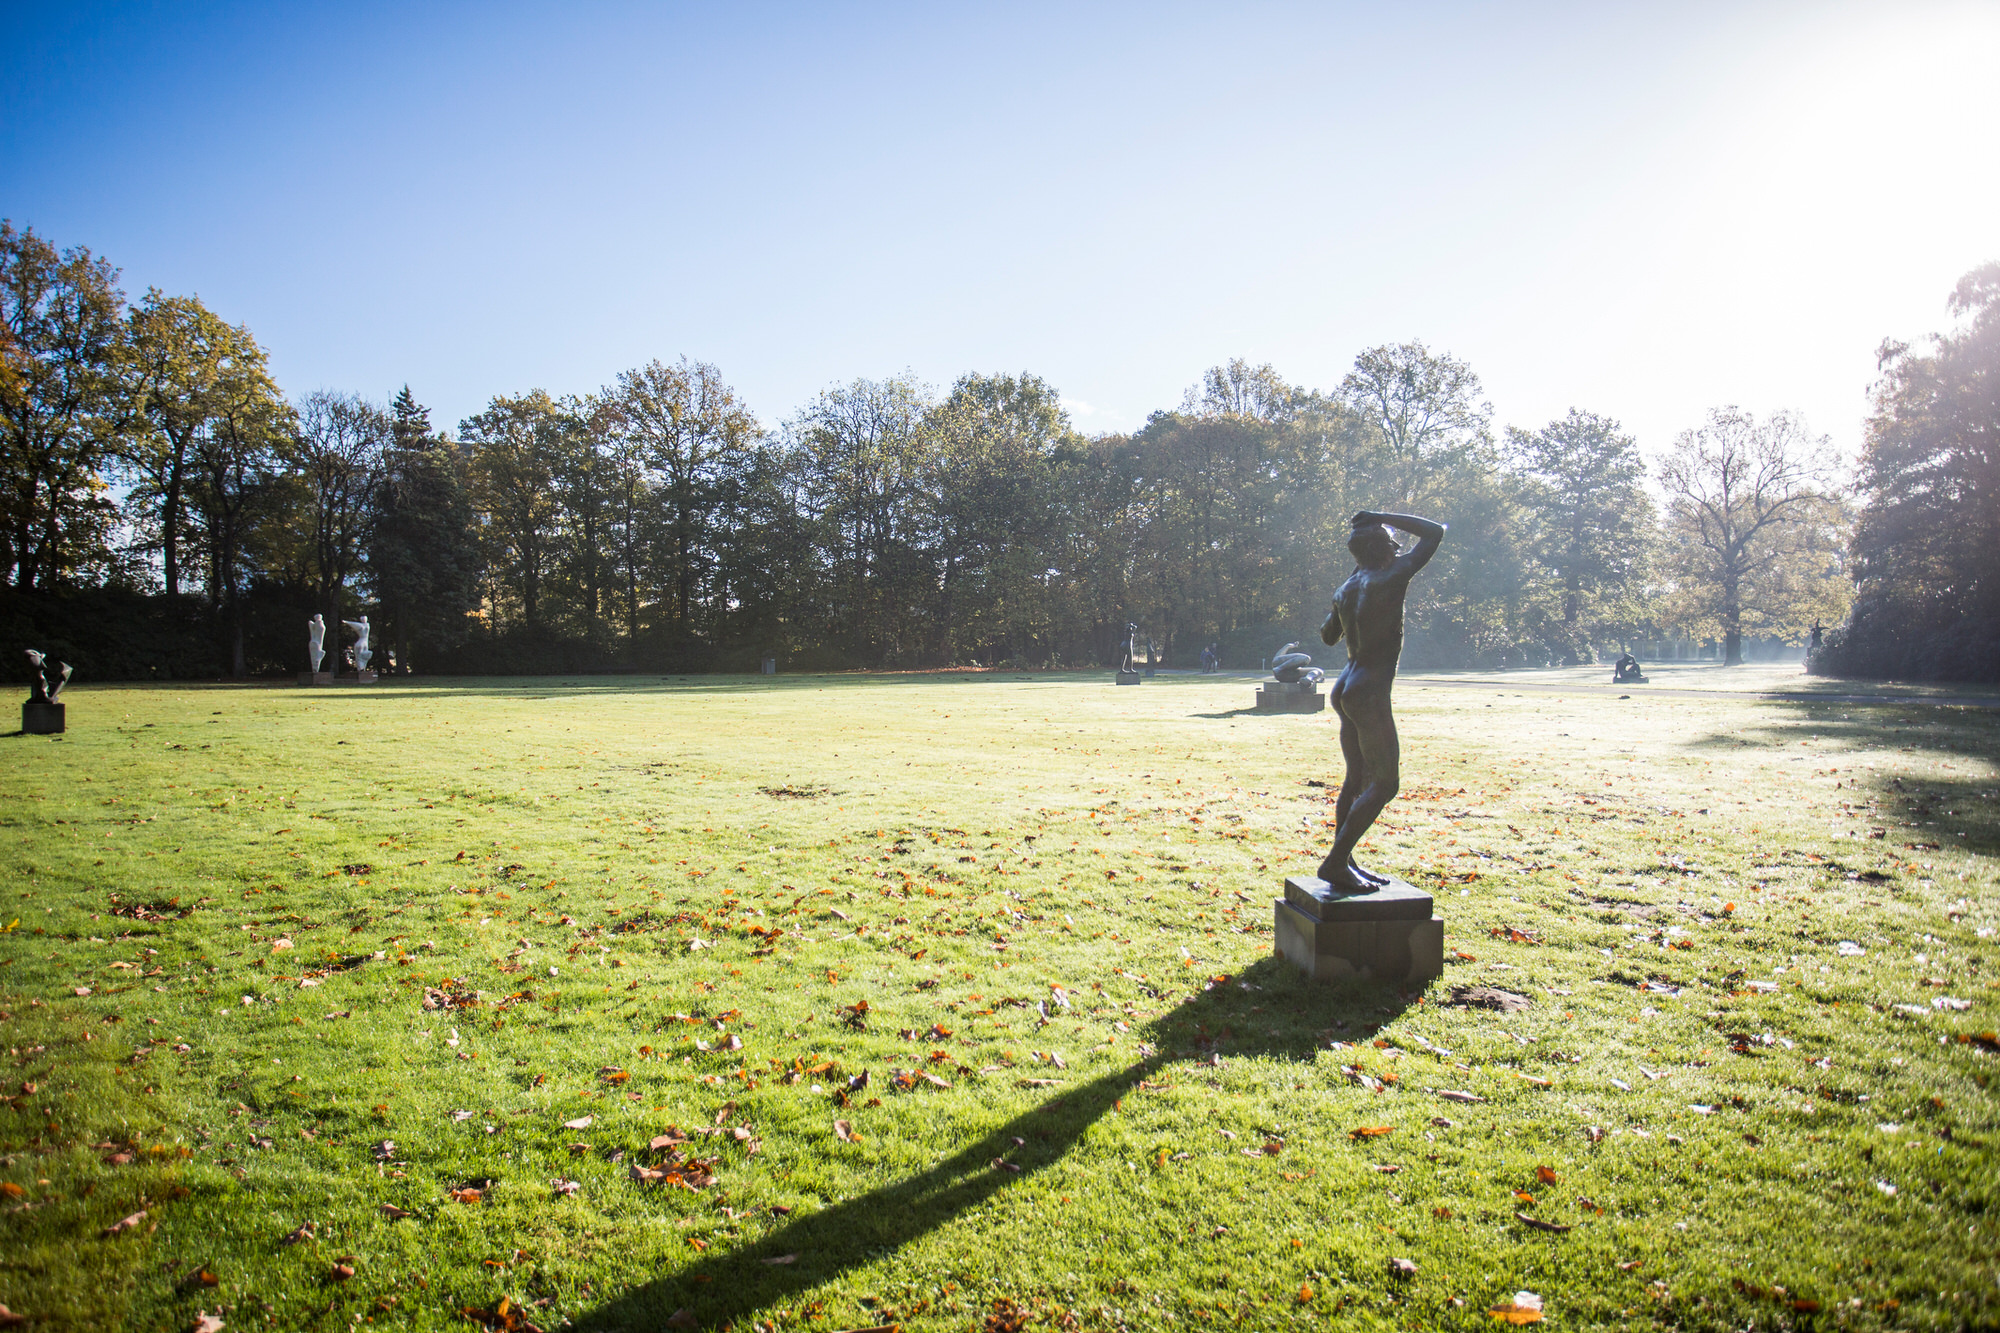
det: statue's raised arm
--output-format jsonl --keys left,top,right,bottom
{"left": 1352, "top": 510, "right": 1445, "bottom": 580}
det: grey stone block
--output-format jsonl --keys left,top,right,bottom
{"left": 1282, "top": 874, "right": 1433, "bottom": 921}
{"left": 22, "top": 700, "right": 64, "bottom": 735}
{"left": 1273, "top": 897, "right": 1443, "bottom": 985}
{"left": 1115, "top": 672, "right": 1142, "bottom": 686}
{"left": 1254, "top": 683, "right": 1325, "bottom": 713}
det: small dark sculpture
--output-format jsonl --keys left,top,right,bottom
{"left": 1612, "top": 653, "right": 1647, "bottom": 684}
{"left": 1120, "top": 623, "right": 1139, "bottom": 674}
{"left": 1270, "top": 642, "right": 1324, "bottom": 685}
{"left": 1316, "top": 511, "right": 1445, "bottom": 890}
{"left": 1808, "top": 621, "right": 1824, "bottom": 651}
{"left": 24, "top": 649, "right": 70, "bottom": 704}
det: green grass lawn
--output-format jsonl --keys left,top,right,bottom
{"left": 2, "top": 670, "right": 1996, "bottom": 1332}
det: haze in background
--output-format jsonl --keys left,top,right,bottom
{"left": 5, "top": 1, "right": 1995, "bottom": 458}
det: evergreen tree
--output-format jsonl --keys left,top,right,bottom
{"left": 370, "top": 386, "right": 479, "bottom": 671}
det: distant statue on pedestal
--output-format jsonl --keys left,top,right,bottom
{"left": 308, "top": 615, "right": 327, "bottom": 673}
{"left": 342, "top": 617, "right": 373, "bottom": 673}
{"left": 1316, "top": 510, "right": 1446, "bottom": 891}
{"left": 1808, "top": 621, "right": 1825, "bottom": 652}
{"left": 1612, "top": 652, "right": 1647, "bottom": 684}
{"left": 1270, "top": 642, "right": 1324, "bottom": 685}
{"left": 24, "top": 649, "right": 70, "bottom": 703}
{"left": 22, "top": 649, "right": 71, "bottom": 734}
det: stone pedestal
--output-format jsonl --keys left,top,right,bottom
{"left": 22, "top": 699, "right": 64, "bottom": 735}
{"left": 351, "top": 670, "right": 378, "bottom": 684}
{"left": 1115, "top": 671, "right": 1142, "bottom": 686}
{"left": 298, "top": 671, "right": 333, "bottom": 686}
{"left": 1273, "top": 874, "right": 1442, "bottom": 985}
{"left": 1255, "top": 680, "right": 1325, "bottom": 712}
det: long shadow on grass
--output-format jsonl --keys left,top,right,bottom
{"left": 573, "top": 956, "right": 1411, "bottom": 1331}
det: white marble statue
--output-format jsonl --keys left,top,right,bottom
{"left": 308, "top": 615, "right": 327, "bottom": 673}
{"left": 342, "top": 616, "right": 372, "bottom": 672}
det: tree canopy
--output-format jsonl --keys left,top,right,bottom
{"left": 3, "top": 220, "right": 1898, "bottom": 680}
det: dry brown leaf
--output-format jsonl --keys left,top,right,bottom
{"left": 100, "top": 1209, "right": 147, "bottom": 1237}
{"left": 1349, "top": 1126, "right": 1394, "bottom": 1140}
{"left": 833, "top": 1120, "right": 857, "bottom": 1142}
{"left": 1534, "top": 1165, "right": 1558, "bottom": 1185}
{"left": 192, "top": 1313, "right": 224, "bottom": 1333}
{"left": 563, "top": 1116, "right": 594, "bottom": 1130}
{"left": 664, "top": 1311, "right": 697, "bottom": 1330}
{"left": 1489, "top": 1291, "right": 1544, "bottom": 1323}
{"left": 380, "top": 1204, "right": 413, "bottom": 1219}
{"left": 448, "top": 1188, "right": 483, "bottom": 1205}
{"left": 761, "top": 1253, "right": 798, "bottom": 1265}
{"left": 329, "top": 1263, "right": 355, "bottom": 1282}
{"left": 1514, "top": 1212, "right": 1572, "bottom": 1233}
{"left": 281, "top": 1221, "right": 315, "bottom": 1245}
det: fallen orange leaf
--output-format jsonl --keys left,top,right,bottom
{"left": 1489, "top": 1291, "right": 1544, "bottom": 1324}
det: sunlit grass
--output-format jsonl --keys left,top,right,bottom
{"left": 1, "top": 671, "right": 1995, "bottom": 1331}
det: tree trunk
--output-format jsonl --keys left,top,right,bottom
{"left": 162, "top": 477, "right": 182, "bottom": 598}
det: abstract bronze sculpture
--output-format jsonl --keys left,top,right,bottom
{"left": 22, "top": 649, "right": 71, "bottom": 734}
{"left": 1315, "top": 510, "right": 1445, "bottom": 890}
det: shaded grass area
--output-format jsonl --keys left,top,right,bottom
{"left": 1, "top": 671, "right": 1996, "bottom": 1331}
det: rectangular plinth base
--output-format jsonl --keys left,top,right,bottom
{"left": 1255, "top": 683, "right": 1325, "bottom": 712}
{"left": 349, "top": 670, "right": 378, "bottom": 684}
{"left": 22, "top": 700, "right": 64, "bottom": 734}
{"left": 1115, "top": 672, "right": 1142, "bottom": 685}
{"left": 298, "top": 671, "right": 333, "bottom": 686}
{"left": 1274, "top": 876, "right": 1443, "bottom": 985}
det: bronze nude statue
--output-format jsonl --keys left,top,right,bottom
{"left": 1316, "top": 510, "right": 1445, "bottom": 890}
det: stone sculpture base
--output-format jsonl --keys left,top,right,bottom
{"left": 1273, "top": 874, "right": 1442, "bottom": 986}
{"left": 22, "top": 699, "right": 65, "bottom": 734}
{"left": 298, "top": 671, "right": 333, "bottom": 686}
{"left": 1115, "top": 671, "right": 1142, "bottom": 686}
{"left": 1255, "top": 681, "right": 1325, "bottom": 713}
{"left": 351, "top": 670, "right": 378, "bottom": 684}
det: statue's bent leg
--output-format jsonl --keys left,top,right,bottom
{"left": 1317, "top": 691, "right": 1401, "bottom": 887}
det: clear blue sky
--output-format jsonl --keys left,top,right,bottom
{"left": 5, "top": 2, "right": 1996, "bottom": 463}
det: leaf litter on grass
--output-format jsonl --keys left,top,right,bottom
{"left": 1, "top": 674, "right": 1996, "bottom": 1329}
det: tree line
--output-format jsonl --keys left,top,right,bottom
{"left": 11, "top": 221, "right": 1977, "bottom": 682}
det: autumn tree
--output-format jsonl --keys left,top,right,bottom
{"left": 193, "top": 338, "right": 289, "bottom": 675}
{"left": 463, "top": 391, "right": 571, "bottom": 631}
{"left": 784, "top": 375, "right": 936, "bottom": 663}
{"left": 289, "top": 390, "right": 389, "bottom": 634}
{"left": 605, "top": 358, "right": 759, "bottom": 632}
{"left": 1658, "top": 407, "right": 1848, "bottom": 666}
{"left": 120, "top": 292, "right": 237, "bottom": 596}
{"left": 0, "top": 222, "right": 125, "bottom": 590}
{"left": 922, "top": 372, "right": 1077, "bottom": 664}
{"left": 1506, "top": 408, "right": 1653, "bottom": 659}
{"left": 370, "top": 386, "right": 480, "bottom": 670}
{"left": 1824, "top": 263, "right": 2000, "bottom": 680}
